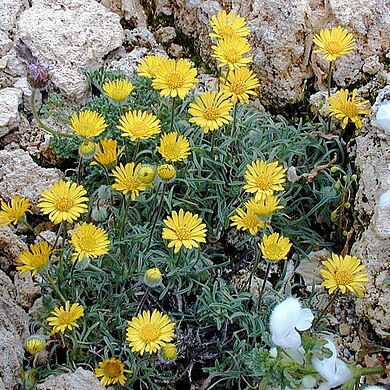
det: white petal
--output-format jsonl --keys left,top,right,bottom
{"left": 272, "top": 329, "right": 301, "bottom": 350}
{"left": 379, "top": 189, "right": 390, "bottom": 210}
{"left": 295, "top": 308, "right": 314, "bottom": 331}
{"left": 269, "top": 297, "right": 301, "bottom": 338}
{"left": 284, "top": 347, "right": 305, "bottom": 365}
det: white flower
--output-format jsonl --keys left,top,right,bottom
{"left": 312, "top": 338, "right": 353, "bottom": 389}
{"left": 376, "top": 103, "right": 390, "bottom": 133}
{"left": 269, "top": 297, "right": 314, "bottom": 350}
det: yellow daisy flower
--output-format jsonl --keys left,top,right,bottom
{"left": 126, "top": 309, "right": 175, "bottom": 355}
{"left": 112, "top": 162, "right": 147, "bottom": 200}
{"left": 230, "top": 207, "right": 266, "bottom": 236}
{"left": 152, "top": 58, "right": 198, "bottom": 99}
{"left": 102, "top": 79, "right": 134, "bottom": 103}
{"left": 0, "top": 195, "right": 31, "bottom": 226}
{"left": 70, "top": 110, "right": 108, "bottom": 139}
{"left": 38, "top": 180, "right": 89, "bottom": 224}
{"left": 117, "top": 110, "right": 161, "bottom": 141}
{"left": 321, "top": 253, "right": 369, "bottom": 297}
{"left": 157, "top": 164, "right": 176, "bottom": 181}
{"left": 25, "top": 336, "right": 45, "bottom": 355}
{"left": 209, "top": 10, "right": 250, "bottom": 40}
{"left": 259, "top": 232, "right": 292, "bottom": 261}
{"left": 160, "top": 343, "right": 178, "bottom": 362}
{"left": 16, "top": 241, "right": 52, "bottom": 276}
{"left": 212, "top": 36, "right": 253, "bottom": 69}
{"left": 313, "top": 26, "right": 355, "bottom": 62}
{"left": 220, "top": 67, "right": 260, "bottom": 104}
{"left": 69, "top": 222, "right": 110, "bottom": 262}
{"left": 156, "top": 132, "right": 191, "bottom": 162}
{"left": 136, "top": 165, "right": 156, "bottom": 184}
{"left": 327, "top": 89, "right": 370, "bottom": 129}
{"left": 91, "top": 138, "right": 125, "bottom": 169}
{"left": 162, "top": 209, "right": 207, "bottom": 253}
{"left": 245, "top": 195, "right": 284, "bottom": 219}
{"left": 243, "top": 160, "right": 286, "bottom": 200}
{"left": 137, "top": 55, "right": 168, "bottom": 79}
{"left": 47, "top": 301, "right": 84, "bottom": 334}
{"left": 188, "top": 91, "right": 233, "bottom": 133}
{"left": 95, "top": 357, "right": 132, "bottom": 387}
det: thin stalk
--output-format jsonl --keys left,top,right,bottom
{"left": 223, "top": 68, "right": 230, "bottom": 86}
{"left": 232, "top": 103, "right": 238, "bottom": 136}
{"left": 313, "top": 290, "right": 340, "bottom": 327}
{"left": 132, "top": 141, "right": 140, "bottom": 162}
{"left": 170, "top": 97, "right": 176, "bottom": 132}
{"left": 247, "top": 240, "right": 260, "bottom": 292}
{"left": 210, "top": 132, "right": 215, "bottom": 155}
{"left": 257, "top": 261, "right": 271, "bottom": 309}
{"left": 76, "top": 156, "right": 82, "bottom": 184}
{"left": 118, "top": 195, "right": 128, "bottom": 239}
{"left": 44, "top": 271, "right": 67, "bottom": 303}
{"left": 136, "top": 287, "right": 151, "bottom": 315}
{"left": 146, "top": 183, "right": 166, "bottom": 249}
{"left": 326, "top": 61, "right": 333, "bottom": 132}
{"left": 30, "top": 89, "right": 73, "bottom": 138}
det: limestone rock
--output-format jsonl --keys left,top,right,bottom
{"left": 17, "top": 0, "right": 124, "bottom": 101}
{"left": 0, "top": 226, "right": 27, "bottom": 271}
{"left": 100, "top": 0, "right": 147, "bottom": 26}
{"left": 36, "top": 368, "right": 105, "bottom": 390}
{"left": 0, "top": 269, "right": 30, "bottom": 390}
{"left": 14, "top": 272, "right": 40, "bottom": 310}
{"left": 0, "top": 149, "right": 62, "bottom": 207}
{"left": 0, "top": 87, "right": 22, "bottom": 138}
{"left": 168, "top": 0, "right": 390, "bottom": 106}
{"left": 352, "top": 85, "right": 390, "bottom": 336}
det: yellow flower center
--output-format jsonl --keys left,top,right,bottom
{"left": 175, "top": 225, "right": 191, "bottom": 240}
{"left": 244, "top": 214, "right": 260, "bottom": 228}
{"left": 220, "top": 25, "right": 235, "bottom": 38}
{"left": 225, "top": 49, "right": 240, "bottom": 64}
{"left": 340, "top": 101, "right": 359, "bottom": 117}
{"left": 140, "top": 324, "right": 160, "bottom": 342}
{"left": 131, "top": 120, "right": 149, "bottom": 137}
{"left": 163, "top": 143, "right": 180, "bottom": 159}
{"left": 203, "top": 106, "right": 220, "bottom": 120}
{"left": 265, "top": 243, "right": 283, "bottom": 259}
{"left": 334, "top": 269, "right": 353, "bottom": 286}
{"left": 104, "top": 361, "right": 122, "bottom": 378}
{"left": 57, "top": 311, "right": 72, "bottom": 325}
{"left": 324, "top": 40, "right": 343, "bottom": 55}
{"left": 167, "top": 72, "right": 184, "bottom": 89}
{"left": 230, "top": 81, "right": 245, "bottom": 95}
{"left": 78, "top": 236, "right": 96, "bottom": 252}
{"left": 54, "top": 196, "right": 74, "bottom": 211}
{"left": 255, "top": 174, "right": 272, "bottom": 190}
{"left": 124, "top": 176, "right": 140, "bottom": 191}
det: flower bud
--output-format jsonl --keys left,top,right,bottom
{"left": 136, "top": 165, "right": 155, "bottom": 184}
{"left": 330, "top": 166, "right": 339, "bottom": 173}
{"left": 330, "top": 210, "right": 338, "bottom": 220}
{"left": 157, "top": 164, "right": 176, "bottom": 181}
{"left": 91, "top": 206, "right": 108, "bottom": 222}
{"left": 79, "top": 141, "right": 97, "bottom": 159}
{"left": 159, "top": 343, "right": 177, "bottom": 362}
{"left": 25, "top": 335, "right": 45, "bottom": 355}
{"left": 334, "top": 180, "right": 341, "bottom": 190}
{"left": 344, "top": 201, "right": 351, "bottom": 209}
{"left": 350, "top": 174, "right": 357, "bottom": 182}
{"left": 27, "top": 63, "right": 50, "bottom": 89}
{"left": 144, "top": 267, "right": 163, "bottom": 287}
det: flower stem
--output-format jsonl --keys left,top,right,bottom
{"left": 132, "top": 140, "right": 140, "bottom": 162}
{"left": 44, "top": 271, "right": 67, "bottom": 303}
{"left": 146, "top": 183, "right": 166, "bottom": 250}
{"left": 247, "top": 240, "right": 260, "bottom": 292}
{"left": 232, "top": 103, "right": 238, "bottom": 136}
{"left": 30, "top": 89, "right": 73, "bottom": 138}
{"left": 76, "top": 156, "right": 82, "bottom": 184}
{"left": 257, "top": 261, "right": 271, "bottom": 310}
{"left": 211, "top": 132, "right": 215, "bottom": 155}
{"left": 170, "top": 97, "right": 176, "bottom": 132}
{"left": 327, "top": 61, "right": 333, "bottom": 132}
{"left": 313, "top": 290, "right": 340, "bottom": 327}
{"left": 136, "top": 287, "right": 151, "bottom": 315}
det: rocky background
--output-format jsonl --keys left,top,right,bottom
{"left": 0, "top": 0, "right": 389, "bottom": 388}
